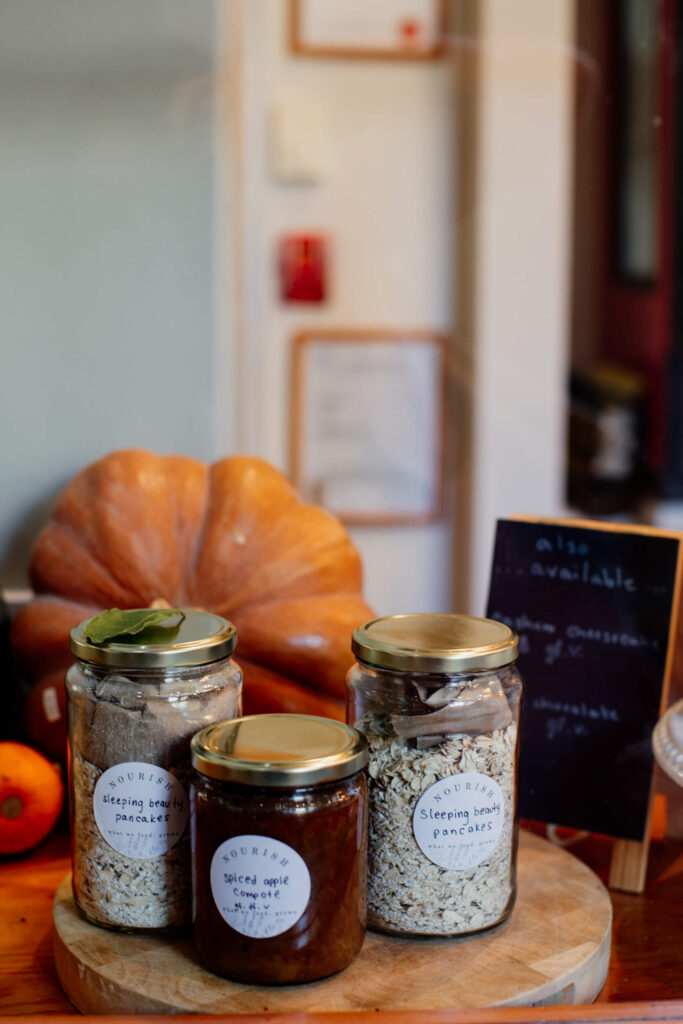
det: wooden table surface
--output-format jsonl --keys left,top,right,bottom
{"left": 3, "top": 823, "right": 683, "bottom": 1022}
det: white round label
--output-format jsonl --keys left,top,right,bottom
{"left": 210, "top": 834, "right": 311, "bottom": 938}
{"left": 93, "top": 762, "right": 188, "bottom": 859}
{"left": 413, "top": 771, "right": 505, "bottom": 870}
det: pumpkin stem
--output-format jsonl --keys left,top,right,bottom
{"left": 1, "top": 795, "right": 23, "bottom": 820}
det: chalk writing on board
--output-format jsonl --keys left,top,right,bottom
{"left": 531, "top": 698, "right": 620, "bottom": 721}
{"left": 533, "top": 693, "right": 622, "bottom": 743}
{"left": 493, "top": 613, "right": 556, "bottom": 635}
{"left": 486, "top": 519, "right": 679, "bottom": 841}
{"left": 496, "top": 559, "right": 637, "bottom": 591}
{"left": 491, "top": 613, "right": 662, "bottom": 666}
{"left": 535, "top": 536, "right": 589, "bottom": 554}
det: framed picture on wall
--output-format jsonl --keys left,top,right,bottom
{"left": 615, "top": 0, "right": 659, "bottom": 284}
{"left": 289, "top": 329, "right": 447, "bottom": 525}
{"left": 289, "top": 0, "right": 447, "bottom": 61}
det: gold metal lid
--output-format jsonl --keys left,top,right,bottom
{"left": 352, "top": 613, "right": 518, "bottom": 673}
{"left": 70, "top": 609, "right": 237, "bottom": 668}
{"left": 191, "top": 714, "right": 368, "bottom": 787}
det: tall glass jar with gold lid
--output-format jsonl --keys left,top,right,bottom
{"left": 346, "top": 613, "right": 522, "bottom": 938}
{"left": 190, "top": 713, "right": 368, "bottom": 984}
{"left": 66, "top": 609, "right": 242, "bottom": 933}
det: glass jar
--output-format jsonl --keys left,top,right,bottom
{"left": 65, "top": 609, "right": 242, "bottom": 933}
{"left": 347, "top": 613, "right": 522, "bottom": 938}
{"left": 190, "top": 713, "right": 368, "bottom": 984}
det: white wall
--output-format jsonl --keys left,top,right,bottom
{"left": 234, "top": 1, "right": 455, "bottom": 616}
{"left": 1, "top": 0, "right": 575, "bottom": 622}
{"left": 0, "top": 0, "right": 456, "bottom": 613}
{"left": 466, "top": 0, "right": 575, "bottom": 613}
{"left": 0, "top": 1, "right": 226, "bottom": 586}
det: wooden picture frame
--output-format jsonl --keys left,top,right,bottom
{"left": 614, "top": 0, "right": 660, "bottom": 285}
{"left": 289, "top": 0, "right": 447, "bottom": 61}
{"left": 290, "top": 329, "right": 447, "bottom": 525}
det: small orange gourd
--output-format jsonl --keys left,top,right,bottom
{"left": 11, "top": 450, "right": 375, "bottom": 760}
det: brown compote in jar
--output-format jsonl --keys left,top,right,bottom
{"left": 190, "top": 713, "right": 368, "bottom": 985}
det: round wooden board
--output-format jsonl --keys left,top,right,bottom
{"left": 53, "top": 830, "right": 612, "bottom": 1015}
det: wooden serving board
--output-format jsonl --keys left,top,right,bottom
{"left": 53, "top": 830, "right": 612, "bottom": 1015}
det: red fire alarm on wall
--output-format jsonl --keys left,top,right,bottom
{"left": 279, "top": 234, "right": 327, "bottom": 303}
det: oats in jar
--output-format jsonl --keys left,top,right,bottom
{"left": 66, "top": 609, "right": 242, "bottom": 932}
{"left": 347, "top": 613, "right": 522, "bottom": 937}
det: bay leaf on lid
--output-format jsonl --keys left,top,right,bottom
{"left": 82, "top": 608, "right": 185, "bottom": 645}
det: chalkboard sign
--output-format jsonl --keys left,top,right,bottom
{"left": 486, "top": 518, "right": 681, "bottom": 844}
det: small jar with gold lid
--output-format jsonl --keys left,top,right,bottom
{"left": 190, "top": 713, "right": 368, "bottom": 984}
{"left": 346, "top": 613, "right": 522, "bottom": 938}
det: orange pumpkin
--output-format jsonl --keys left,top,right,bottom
{"left": 11, "top": 450, "right": 375, "bottom": 759}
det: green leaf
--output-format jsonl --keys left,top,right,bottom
{"left": 82, "top": 608, "right": 185, "bottom": 645}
